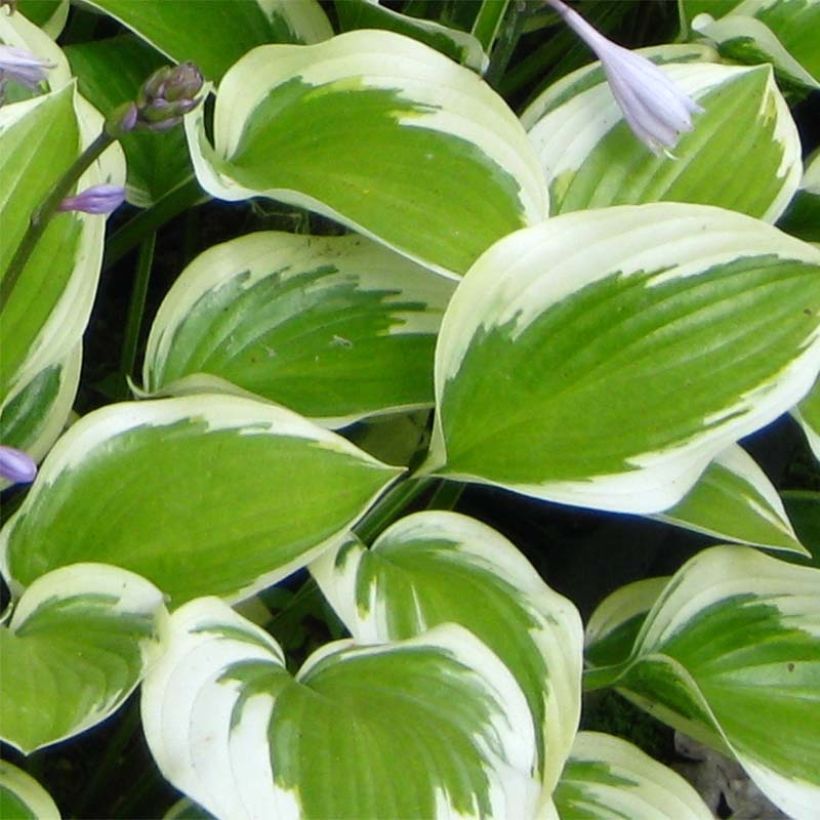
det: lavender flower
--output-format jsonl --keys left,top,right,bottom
{"left": 58, "top": 184, "right": 126, "bottom": 215}
{"left": 0, "top": 445, "right": 37, "bottom": 484}
{"left": 545, "top": 0, "right": 702, "bottom": 154}
{"left": 0, "top": 44, "right": 53, "bottom": 90}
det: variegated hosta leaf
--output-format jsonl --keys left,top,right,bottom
{"left": 142, "top": 597, "right": 540, "bottom": 820}
{"left": 0, "top": 344, "right": 80, "bottom": 490}
{"left": 80, "top": 0, "right": 332, "bottom": 80}
{"left": 780, "top": 147, "right": 820, "bottom": 245}
{"left": 684, "top": 0, "right": 820, "bottom": 85}
{"left": 0, "top": 563, "right": 166, "bottom": 754}
{"left": 523, "top": 47, "right": 801, "bottom": 222}
{"left": 552, "top": 731, "right": 712, "bottom": 820}
{"left": 336, "top": 0, "right": 488, "bottom": 72}
{"left": 794, "top": 374, "right": 820, "bottom": 460}
{"left": 311, "top": 510, "right": 584, "bottom": 795}
{"left": 584, "top": 577, "right": 669, "bottom": 669}
{"left": 142, "top": 232, "right": 456, "bottom": 427}
{"left": 591, "top": 546, "right": 820, "bottom": 818}
{"left": 0, "top": 83, "right": 115, "bottom": 405}
{"left": 185, "top": 30, "right": 547, "bottom": 277}
{"left": 692, "top": 9, "right": 819, "bottom": 92}
{"left": 428, "top": 203, "right": 820, "bottom": 514}
{"left": 656, "top": 444, "right": 807, "bottom": 553}
{"left": 0, "top": 761, "right": 60, "bottom": 820}
{"left": 0, "top": 394, "right": 400, "bottom": 606}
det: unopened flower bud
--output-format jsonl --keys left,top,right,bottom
{"left": 135, "top": 61, "right": 203, "bottom": 132}
{"left": 58, "top": 184, "right": 126, "bottom": 215}
{"left": 0, "top": 445, "right": 37, "bottom": 484}
{"left": 106, "top": 101, "right": 139, "bottom": 137}
{"left": 545, "top": 0, "right": 702, "bottom": 154}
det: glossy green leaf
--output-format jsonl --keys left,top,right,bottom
{"left": 0, "top": 563, "right": 166, "bottom": 753}
{"left": 142, "top": 597, "right": 539, "bottom": 819}
{"left": 591, "top": 546, "right": 820, "bottom": 818}
{"left": 0, "top": 394, "right": 400, "bottom": 606}
{"left": 656, "top": 444, "right": 807, "bottom": 553}
{"left": 185, "top": 30, "right": 547, "bottom": 277}
{"left": 0, "top": 761, "right": 60, "bottom": 820}
{"left": 524, "top": 49, "right": 801, "bottom": 222}
{"left": 15, "top": 0, "right": 67, "bottom": 38}
{"left": 65, "top": 36, "right": 194, "bottom": 208}
{"left": 143, "top": 232, "right": 455, "bottom": 426}
{"left": 311, "top": 510, "right": 583, "bottom": 794}
{"left": 0, "top": 345, "right": 80, "bottom": 490}
{"left": 336, "top": 0, "right": 488, "bottom": 72}
{"left": 794, "top": 374, "right": 820, "bottom": 459}
{"left": 80, "top": 0, "right": 332, "bottom": 80}
{"left": 428, "top": 203, "right": 820, "bottom": 514}
{"left": 553, "top": 731, "right": 711, "bottom": 820}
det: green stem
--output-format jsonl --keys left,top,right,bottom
{"left": 1, "top": 131, "right": 114, "bottom": 311}
{"left": 471, "top": 0, "right": 512, "bottom": 54}
{"left": 120, "top": 233, "right": 156, "bottom": 381}
{"left": 426, "top": 479, "right": 464, "bottom": 511}
{"left": 353, "top": 476, "right": 436, "bottom": 544}
{"left": 103, "top": 177, "right": 206, "bottom": 271}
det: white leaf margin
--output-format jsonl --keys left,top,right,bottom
{"left": 0, "top": 760, "right": 60, "bottom": 820}
{"left": 429, "top": 203, "right": 820, "bottom": 514}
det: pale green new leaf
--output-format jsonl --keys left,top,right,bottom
{"left": 0, "top": 761, "right": 60, "bottom": 820}
{"left": 656, "top": 444, "right": 807, "bottom": 553}
{"left": 0, "top": 345, "right": 80, "bottom": 490}
{"left": 185, "top": 30, "right": 547, "bottom": 277}
{"left": 336, "top": 0, "right": 488, "bottom": 72}
{"left": 0, "top": 563, "right": 166, "bottom": 754}
{"left": 429, "top": 203, "right": 820, "bottom": 514}
{"left": 599, "top": 546, "right": 820, "bottom": 817}
{"left": 142, "top": 232, "right": 455, "bottom": 426}
{"left": 794, "top": 374, "right": 820, "bottom": 459}
{"left": 552, "top": 731, "right": 712, "bottom": 820}
{"left": 80, "top": 0, "right": 332, "bottom": 80}
{"left": 311, "top": 510, "right": 584, "bottom": 794}
{"left": 16, "top": 0, "right": 68, "bottom": 38}
{"left": 524, "top": 49, "right": 801, "bottom": 222}
{"left": 0, "top": 394, "right": 400, "bottom": 606}
{"left": 142, "top": 597, "right": 539, "bottom": 820}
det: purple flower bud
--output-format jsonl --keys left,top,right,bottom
{"left": 58, "top": 184, "right": 126, "bottom": 215}
{"left": 0, "top": 44, "right": 54, "bottom": 90}
{"left": 0, "top": 445, "right": 37, "bottom": 484}
{"left": 106, "top": 101, "right": 139, "bottom": 137}
{"left": 545, "top": 0, "right": 702, "bottom": 154}
{"left": 135, "top": 61, "right": 204, "bottom": 131}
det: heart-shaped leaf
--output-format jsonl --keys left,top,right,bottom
{"left": 143, "top": 231, "right": 455, "bottom": 426}
{"left": 523, "top": 47, "right": 801, "bottom": 222}
{"left": 0, "top": 761, "right": 60, "bottom": 819}
{"left": 185, "top": 30, "right": 547, "bottom": 277}
{"left": 0, "top": 394, "right": 400, "bottom": 606}
{"left": 142, "top": 597, "right": 539, "bottom": 819}
{"left": 428, "top": 203, "right": 820, "bottom": 514}
{"left": 586, "top": 546, "right": 820, "bottom": 818}
{"left": 311, "top": 510, "right": 583, "bottom": 795}
{"left": 0, "top": 563, "right": 166, "bottom": 753}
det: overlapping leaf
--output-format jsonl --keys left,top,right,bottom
{"left": 0, "top": 563, "right": 166, "bottom": 754}
{"left": 81, "top": 0, "right": 332, "bottom": 80}
{"left": 657, "top": 444, "right": 806, "bottom": 552}
{"left": 428, "top": 203, "right": 820, "bottom": 514}
{"left": 0, "top": 394, "right": 400, "bottom": 606}
{"left": 794, "top": 375, "right": 820, "bottom": 460}
{"left": 185, "top": 29, "right": 547, "bottom": 277}
{"left": 552, "top": 731, "right": 711, "bottom": 819}
{"left": 142, "top": 597, "right": 539, "bottom": 820}
{"left": 143, "top": 232, "right": 455, "bottom": 426}
{"left": 0, "top": 761, "right": 60, "bottom": 819}
{"left": 311, "top": 511, "right": 583, "bottom": 794}
{"left": 523, "top": 46, "right": 801, "bottom": 222}
{"left": 586, "top": 546, "right": 820, "bottom": 817}
{"left": 780, "top": 147, "right": 820, "bottom": 243}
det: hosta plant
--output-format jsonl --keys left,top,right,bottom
{"left": 1, "top": 0, "right": 818, "bottom": 818}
